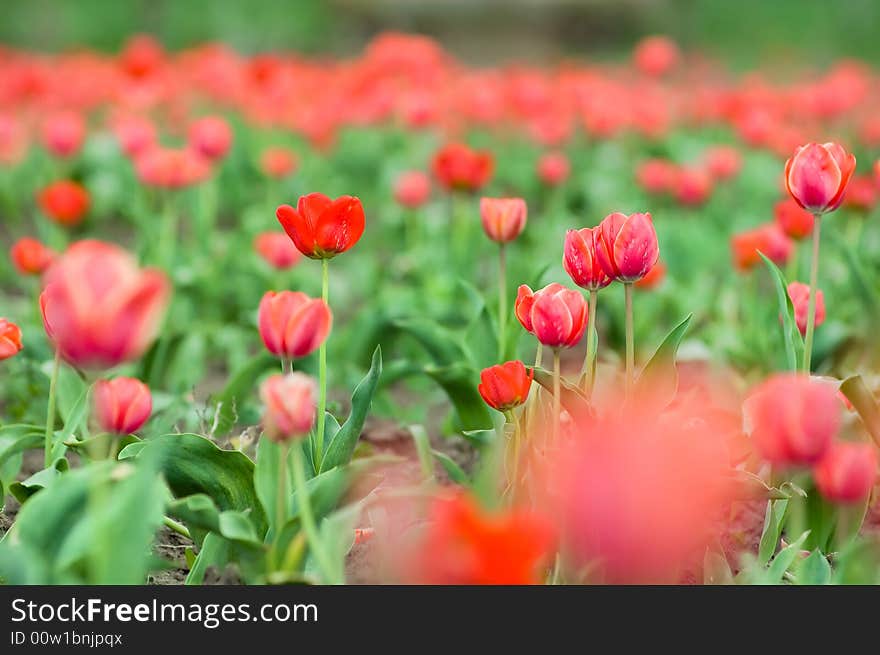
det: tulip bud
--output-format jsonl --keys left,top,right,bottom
{"left": 393, "top": 171, "right": 431, "bottom": 209}
{"left": 774, "top": 198, "right": 814, "bottom": 240}
{"left": 37, "top": 180, "right": 91, "bottom": 227}
{"left": 595, "top": 212, "right": 660, "bottom": 282}
{"left": 276, "top": 193, "right": 365, "bottom": 260}
{"left": 536, "top": 152, "right": 570, "bottom": 187}
{"left": 10, "top": 237, "right": 55, "bottom": 276}
{"left": 787, "top": 282, "right": 826, "bottom": 337}
{"left": 261, "top": 373, "right": 317, "bottom": 442}
{"left": 187, "top": 116, "right": 233, "bottom": 161}
{"left": 431, "top": 143, "right": 494, "bottom": 192}
{"left": 480, "top": 197, "right": 527, "bottom": 244}
{"left": 784, "top": 142, "right": 856, "bottom": 214}
{"left": 258, "top": 291, "right": 332, "bottom": 360}
{"left": 478, "top": 360, "right": 533, "bottom": 412}
{"left": 526, "top": 283, "right": 588, "bottom": 348}
{"left": 746, "top": 374, "right": 840, "bottom": 466}
{"left": 813, "top": 442, "right": 878, "bottom": 504}
{"left": 93, "top": 377, "right": 152, "bottom": 435}
{"left": 0, "top": 318, "right": 23, "bottom": 361}
{"left": 563, "top": 228, "right": 612, "bottom": 291}
{"left": 253, "top": 232, "right": 302, "bottom": 270}
{"left": 259, "top": 146, "right": 298, "bottom": 179}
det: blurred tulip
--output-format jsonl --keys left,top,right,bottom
{"left": 842, "top": 175, "right": 876, "bottom": 212}
{"left": 636, "top": 158, "right": 677, "bottom": 195}
{"left": 10, "top": 237, "right": 54, "bottom": 275}
{"left": 40, "top": 240, "right": 170, "bottom": 369}
{"left": 260, "top": 372, "right": 317, "bottom": 442}
{"left": 746, "top": 373, "right": 839, "bottom": 466}
{"left": 674, "top": 167, "right": 713, "bottom": 206}
{"left": 480, "top": 197, "right": 527, "bottom": 243}
{"left": 41, "top": 112, "right": 85, "bottom": 158}
{"left": 37, "top": 180, "right": 90, "bottom": 226}
{"left": 93, "top": 377, "right": 152, "bottom": 435}
{"left": 0, "top": 318, "right": 23, "bottom": 361}
{"left": 253, "top": 232, "right": 301, "bottom": 270}
{"left": 258, "top": 290, "right": 331, "bottom": 359}
{"left": 703, "top": 146, "right": 742, "bottom": 181}
{"left": 259, "top": 146, "right": 298, "bottom": 179}
{"left": 813, "top": 442, "right": 878, "bottom": 504}
{"left": 431, "top": 143, "right": 494, "bottom": 192}
{"left": 0, "top": 114, "right": 29, "bottom": 165}
{"left": 518, "top": 283, "right": 588, "bottom": 348}
{"left": 787, "top": 281, "right": 826, "bottom": 336}
{"left": 730, "top": 223, "right": 792, "bottom": 272}
{"left": 784, "top": 142, "right": 855, "bottom": 214}
{"left": 135, "top": 147, "right": 212, "bottom": 189}
{"left": 635, "top": 260, "right": 667, "bottom": 290}
{"left": 187, "top": 115, "right": 233, "bottom": 161}
{"left": 276, "top": 193, "right": 365, "bottom": 260}
{"left": 393, "top": 170, "right": 431, "bottom": 209}
{"left": 563, "top": 227, "right": 612, "bottom": 291}
{"left": 633, "top": 36, "right": 680, "bottom": 77}
{"left": 119, "top": 34, "right": 165, "bottom": 78}
{"left": 111, "top": 115, "right": 157, "bottom": 158}
{"left": 478, "top": 360, "right": 533, "bottom": 412}
{"left": 774, "top": 198, "right": 814, "bottom": 240}
{"left": 406, "top": 493, "right": 554, "bottom": 584}
{"left": 536, "top": 151, "right": 570, "bottom": 186}
{"left": 595, "top": 212, "right": 659, "bottom": 282}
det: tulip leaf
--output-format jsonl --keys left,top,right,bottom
{"left": 532, "top": 367, "right": 591, "bottom": 420}
{"left": 9, "top": 457, "right": 69, "bottom": 503}
{"left": 209, "top": 352, "right": 277, "bottom": 438}
{"left": 185, "top": 532, "right": 228, "bottom": 586}
{"left": 635, "top": 313, "right": 692, "bottom": 406}
{"left": 423, "top": 363, "right": 494, "bottom": 432}
{"left": 432, "top": 449, "right": 470, "bottom": 485}
{"left": 796, "top": 549, "right": 831, "bottom": 585}
{"left": 320, "top": 345, "right": 382, "bottom": 473}
{"left": 0, "top": 425, "right": 44, "bottom": 471}
{"left": 766, "top": 530, "right": 810, "bottom": 583}
{"left": 759, "top": 252, "right": 803, "bottom": 372}
{"left": 839, "top": 375, "right": 880, "bottom": 448}
{"left": 392, "top": 317, "right": 471, "bottom": 367}
{"left": 758, "top": 498, "right": 790, "bottom": 566}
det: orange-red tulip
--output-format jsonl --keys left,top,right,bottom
{"left": 10, "top": 237, "right": 55, "bottom": 275}
{"left": 634, "top": 260, "right": 667, "bottom": 290}
{"left": 276, "top": 193, "right": 365, "bottom": 260}
{"left": 480, "top": 197, "right": 527, "bottom": 243}
{"left": 813, "top": 442, "right": 878, "bottom": 504}
{"left": 787, "top": 282, "right": 826, "bottom": 337}
{"left": 730, "top": 223, "right": 792, "bottom": 272}
{"left": 259, "top": 146, "right": 298, "bottom": 179}
{"left": 784, "top": 142, "right": 855, "bottom": 214}
{"left": 842, "top": 175, "right": 877, "bottom": 213}
{"left": 260, "top": 372, "right": 317, "bottom": 442}
{"left": 633, "top": 36, "right": 680, "bottom": 77}
{"left": 37, "top": 180, "right": 90, "bottom": 227}
{"left": 595, "top": 212, "right": 659, "bottom": 282}
{"left": 0, "top": 318, "right": 23, "bottom": 360}
{"left": 431, "top": 143, "right": 494, "bottom": 192}
{"left": 258, "top": 291, "right": 331, "bottom": 359}
{"left": 563, "top": 227, "right": 612, "bottom": 291}
{"left": 478, "top": 360, "right": 533, "bottom": 412}
{"left": 93, "top": 377, "right": 152, "bottom": 435}
{"left": 774, "top": 198, "right": 814, "bottom": 240}
{"left": 253, "top": 232, "right": 301, "bottom": 270}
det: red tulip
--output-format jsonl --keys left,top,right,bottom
{"left": 842, "top": 175, "right": 877, "bottom": 213}
{"left": 40, "top": 240, "right": 170, "bottom": 369}
{"left": 135, "top": 146, "right": 212, "bottom": 189}
{"left": 276, "top": 193, "right": 365, "bottom": 260}
{"left": 253, "top": 232, "right": 302, "bottom": 270}
{"left": 37, "top": 180, "right": 90, "bottom": 227}
{"left": 746, "top": 374, "right": 839, "bottom": 466}
{"left": 93, "top": 377, "right": 152, "bottom": 435}
{"left": 517, "top": 283, "right": 588, "bottom": 348}
{"left": 431, "top": 143, "right": 494, "bottom": 192}
{"left": 111, "top": 115, "right": 157, "bottom": 158}
{"left": 259, "top": 146, "right": 298, "bottom": 179}
{"left": 406, "top": 493, "right": 554, "bottom": 584}
{"left": 774, "top": 198, "right": 814, "bottom": 240}
{"left": 258, "top": 291, "right": 331, "bottom": 359}
{"left": 784, "top": 142, "right": 856, "bottom": 214}
{"left": 787, "top": 282, "right": 826, "bottom": 337}
{"left": 536, "top": 152, "right": 570, "bottom": 187}
{"left": 41, "top": 112, "right": 85, "bottom": 158}
{"left": 563, "top": 227, "right": 612, "bottom": 291}
{"left": 730, "top": 223, "right": 793, "bottom": 272}
{"left": 0, "top": 318, "right": 23, "bottom": 361}
{"left": 480, "top": 197, "right": 527, "bottom": 243}
{"left": 260, "top": 372, "right": 317, "bottom": 442}
{"left": 595, "top": 212, "right": 659, "bottom": 283}
{"left": 0, "top": 113, "right": 28, "bottom": 166}
{"left": 119, "top": 34, "right": 165, "bottom": 78}
{"left": 633, "top": 36, "right": 680, "bottom": 77}
{"left": 478, "top": 360, "right": 533, "bottom": 412}
{"left": 636, "top": 159, "right": 677, "bottom": 195}
{"left": 393, "top": 171, "right": 431, "bottom": 209}
{"left": 703, "top": 146, "right": 742, "bottom": 181}
{"left": 673, "top": 167, "right": 714, "bottom": 206}
{"left": 10, "top": 237, "right": 55, "bottom": 275}
{"left": 634, "top": 260, "right": 667, "bottom": 290}
{"left": 813, "top": 442, "right": 878, "bottom": 504}
{"left": 187, "top": 116, "right": 233, "bottom": 161}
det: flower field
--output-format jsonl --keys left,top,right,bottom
{"left": 1, "top": 28, "right": 880, "bottom": 585}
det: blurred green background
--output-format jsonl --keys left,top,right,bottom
{"left": 1, "top": 0, "right": 879, "bottom": 67}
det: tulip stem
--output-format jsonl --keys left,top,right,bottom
{"left": 44, "top": 348, "right": 61, "bottom": 467}
{"left": 498, "top": 244, "right": 507, "bottom": 361}
{"left": 276, "top": 442, "right": 289, "bottom": 537}
{"left": 802, "top": 217, "right": 821, "bottom": 374}
{"left": 624, "top": 282, "right": 634, "bottom": 396}
{"left": 291, "top": 445, "right": 336, "bottom": 583}
{"left": 552, "top": 349, "right": 561, "bottom": 443}
{"left": 583, "top": 290, "right": 598, "bottom": 398}
{"left": 314, "top": 258, "right": 330, "bottom": 468}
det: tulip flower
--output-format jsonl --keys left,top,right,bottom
{"left": 93, "top": 377, "right": 152, "bottom": 436}
{"left": 730, "top": 223, "right": 793, "bottom": 272}
{"left": 673, "top": 167, "right": 713, "bottom": 206}
{"left": 431, "top": 142, "right": 494, "bottom": 192}
{"left": 633, "top": 35, "right": 680, "bottom": 77}
{"left": 259, "top": 146, "right": 298, "bottom": 179}
{"left": 703, "top": 146, "right": 742, "bottom": 181}
{"left": 536, "top": 152, "right": 570, "bottom": 187}
{"left": 787, "top": 282, "right": 826, "bottom": 337}
{"left": 478, "top": 360, "right": 533, "bottom": 413}
{"left": 187, "top": 115, "right": 233, "bottom": 161}
{"left": 813, "top": 442, "right": 878, "bottom": 504}
{"left": 135, "top": 146, "right": 212, "bottom": 189}
{"left": 784, "top": 142, "right": 854, "bottom": 372}
{"left": 842, "top": 175, "right": 876, "bottom": 213}
{"left": 406, "top": 493, "right": 554, "bottom": 584}
{"left": 636, "top": 158, "right": 677, "bottom": 195}
{"left": 10, "top": 237, "right": 55, "bottom": 276}
{"left": 393, "top": 171, "right": 431, "bottom": 209}
{"left": 111, "top": 115, "right": 157, "bottom": 158}
{"left": 746, "top": 374, "right": 839, "bottom": 467}
{"left": 37, "top": 180, "right": 90, "bottom": 227}
{"left": 260, "top": 373, "right": 317, "bottom": 442}
{"left": 253, "top": 232, "right": 302, "bottom": 270}
{"left": 257, "top": 290, "right": 332, "bottom": 363}
{"left": 41, "top": 112, "right": 86, "bottom": 158}
{"left": 276, "top": 192, "right": 365, "bottom": 261}
{"left": 635, "top": 260, "right": 666, "bottom": 290}
{"left": 0, "top": 318, "right": 23, "bottom": 361}
{"left": 774, "top": 198, "right": 814, "bottom": 240}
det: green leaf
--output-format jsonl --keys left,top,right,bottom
{"left": 0, "top": 425, "right": 44, "bottom": 470}
{"left": 254, "top": 436, "right": 288, "bottom": 536}
{"left": 209, "top": 352, "right": 277, "bottom": 437}
{"left": 432, "top": 450, "right": 469, "bottom": 485}
{"left": 758, "top": 499, "right": 790, "bottom": 565}
{"left": 424, "top": 364, "right": 494, "bottom": 432}
{"left": 796, "top": 549, "right": 831, "bottom": 585}
{"left": 634, "top": 313, "right": 692, "bottom": 407}
{"left": 185, "top": 532, "right": 228, "bottom": 586}
{"left": 829, "top": 230, "right": 879, "bottom": 320}
{"left": 9, "top": 457, "right": 69, "bottom": 503}
{"left": 320, "top": 345, "right": 382, "bottom": 472}
{"left": 839, "top": 375, "right": 880, "bottom": 448}
{"left": 393, "top": 317, "right": 470, "bottom": 367}
{"left": 759, "top": 253, "right": 803, "bottom": 372}
{"left": 766, "top": 530, "right": 810, "bottom": 583}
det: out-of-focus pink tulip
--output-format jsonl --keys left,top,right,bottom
{"left": 563, "top": 227, "right": 612, "bottom": 291}
{"left": 253, "top": 232, "right": 302, "bottom": 270}
{"left": 813, "top": 442, "right": 878, "bottom": 504}
{"left": 787, "top": 282, "right": 826, "bottom": 337}
{"left": 135, "top": 146, "right": 212, "bottom": 189}
{"left": 258, "top": 291, "right": 331, "bottom": 359}
{"left": 674, "top": 167, "right": 714, "bottom": 206}
{"left": 111, "top": 115, "right": 157, "bottom": 158}
{"left": 187, "top": 115, "right": 233, "bottom": 161}
{"left": 93, "top": 377, "right": 152, "bottom": 435}
{"left": 633, "top": 36, "right": 680, "bottom": 77}
{"left": 41, "top": 112, "right": 86, "bottom": 158}
{"left": 636, "top": 158, "right": 677, "bottom": 195}
{"left": 784, "top": 142, "right": 855, "bottom": 214}
{"left": 393, "top": 171, "right": 431, "bottom": 209}
{"left": 703, "top": 146, "right": 742, "bottom": 181}
{"left": 536, "top": 152, "right": 570, "bottom": 186}
{"left": 260, "top": 372, "right": 317, "bottom": 442}
{"left": 480, "top": 197, "right": 527, "bottom": 243}
{"left": 259, "top": 146, "right": 298, "bottom": 179}
{"left": 595, "top": 212, "right": 659, "bottom": 283}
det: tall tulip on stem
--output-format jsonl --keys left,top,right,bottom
{"left": 783, "top": 142, "right": 855, "bottom": 373}
{"left": 277, "top": 193, "right": 365, "bottom": 468}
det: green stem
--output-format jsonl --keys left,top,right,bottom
{"left": 314, "top": 258, "right": 330, "bottom": 469}
{"left": 163, "top": 515, "right": 192, "bottom": 540}
{"left": 44, "top": 348, "right": 61, "bottom": 467}
{"left": 498, "top": 243, "right": 507, "bottom": 361}
{"left": 291, "top": 445, "right": 336, "bottom": 583}
{"left": 552, "top": 349, "right": 561, "bottom": 443}
{"left": 276, "top": 442, "right": 289, "bottom": 535}
{"left": 583, "top": 290, "right": 598, "bottom": 397}
{"left": 802, "top": 216, "right": 821, "bottom": 374}
{"left": 159, "top": 193, "right": 178, "bottom": 272}
{"left": 624, "top": 282, "right": 634, "bottom": 396}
